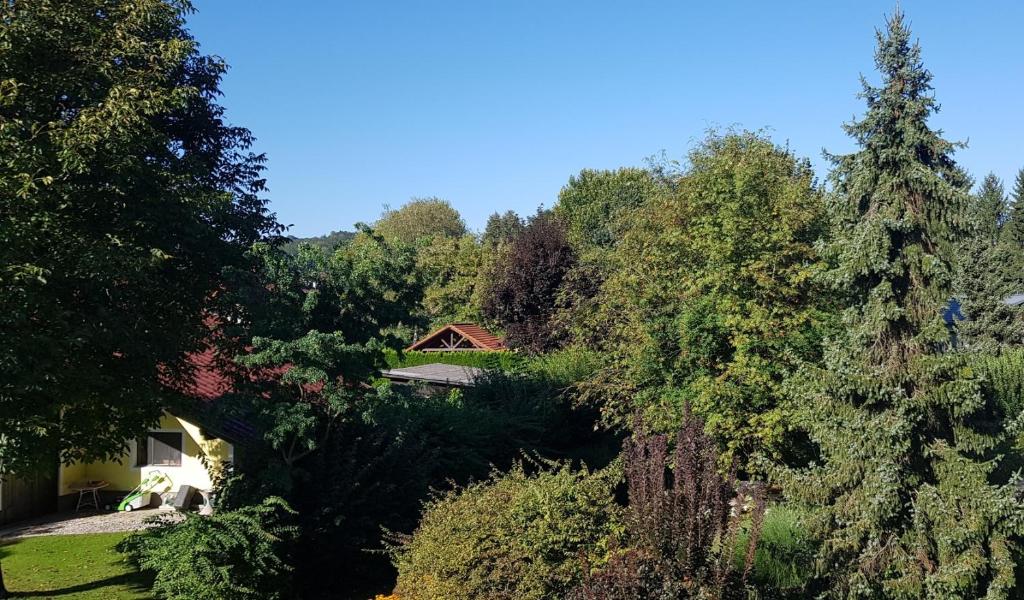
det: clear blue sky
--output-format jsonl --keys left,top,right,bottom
{"left": 188, "top": 1, "right": 1024, "bottom": 238}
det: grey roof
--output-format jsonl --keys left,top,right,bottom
{"left": 380, "top": 363, "right": 485, "bottom": 387}
{"left": 1003, "top": 293, "right": 1024, "bottom": 307}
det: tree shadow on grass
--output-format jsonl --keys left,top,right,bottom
{"left": 9, "top": 571, "right": 152, "bottom": 598}
{"left": 0, "top": 538, "right": 153, "bottom": 599}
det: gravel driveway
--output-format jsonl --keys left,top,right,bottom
{"left": 0, "top": 508, "right": 183, "bottom": 539}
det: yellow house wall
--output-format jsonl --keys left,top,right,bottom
{"left": 59, "top": 413, "right": 233, "bottom": 496}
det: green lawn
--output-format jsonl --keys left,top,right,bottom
{"left": 0, "top": 533, "right": 152, "bottom": 599}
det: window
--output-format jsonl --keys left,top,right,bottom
{"left": 136, "top": 432, "right": 183, "bottom": 467}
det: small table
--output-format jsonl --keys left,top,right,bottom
{"left": 69, "top": 480, "right": 109, "bottom": 512}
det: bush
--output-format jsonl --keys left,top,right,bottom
{"left": 519, "top": 346, "right": 603, "bottom": 389}
{"left": 118, "top": 497, "right": 297, "bottom": 600}
{"left": 388, "top": 462, "right": 622, "bottom": 600}
{"left": 290, "top": 417, "right": 436, "bottom": 596}
{"left": 973, "top": 348, "right": 1024, "bottom": 418}
{"left": 572, "top": 408, "right": 766, "bottom": 599}
{"left": 733, "top": 505, "right": 816, "bottom": 598}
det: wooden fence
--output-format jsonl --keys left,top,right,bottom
{"left": 0, "top": 471, "right": 57, "bottom": 527}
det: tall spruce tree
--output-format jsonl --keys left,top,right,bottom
{"left": 785, "top": 12, "right": 1024, "bottom": 598}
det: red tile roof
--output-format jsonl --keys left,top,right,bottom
{"left": 407, "top": 323, "right": 506, "bottom": 352}
{"left": 174, "top": 347, "right": 238, "bottom": 401}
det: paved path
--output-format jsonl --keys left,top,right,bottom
{"left": 0, "top": 508, "right": 183, "bottom": 539}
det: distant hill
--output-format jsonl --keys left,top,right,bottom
{"left": 282, "top": 230, "right": 356, "bottom": 254}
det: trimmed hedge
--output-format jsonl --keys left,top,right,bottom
{"left": 384, "top": 349, "right": 523, "bottom": 371}
{"left": 383, "top": 347, "right": 602, "bottom": 386}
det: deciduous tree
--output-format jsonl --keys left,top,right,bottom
{"left": 555, "top": 168, "right": 656, "bottom": 252}
{"left": 584, "top": 131, "right": 829, "bottom": 468}
{"left": 375, "top": 197, "right": 466, "bottom": 245}
{"left": 416, "top": 234, "right": 488, "bottom": 328}
{"left": 231, "top": 231, "right": 421, "bottom": 473}
{"left": 482, "top": 211, "right": 576, "bottom": 353}
{"left": 0, "top": 2, "right": 281, "bottom": 593}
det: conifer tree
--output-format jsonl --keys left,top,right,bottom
{"left": 956, "top": 173, "right": 1024, "bottom": 350}
{"left": 785, "top": 12, "right": 1024, "bottom": 598}
{"left": 971, "top": 174, "right": 1008, "bottom": 246}
{"left": 1005, "top": 167, "right": 1024, "bottom": 249}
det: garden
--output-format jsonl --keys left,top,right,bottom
{"left": 3, "top": 2, "right": 1024, "bottom": 600}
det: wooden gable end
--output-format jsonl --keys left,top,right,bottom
{"left": 407, "top": 323, "right": 506, "bottom": 352}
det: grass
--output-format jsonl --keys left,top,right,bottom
{"left": 733, "top": 504, "right": 816, "bottom": 596}
{"left": 0, "top": 533, "right": 152, "bottom": 599}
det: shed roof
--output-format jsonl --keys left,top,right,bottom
{"left": 407, "top": 323, "right": 506, "bottom": 352}
{"left": 380, "top": 363, "right": 485, "bottom": 387}
{"left": 1003, "top": 293, "right": 1024, "bottom": 307}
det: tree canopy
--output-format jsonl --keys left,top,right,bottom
{"left": 554, "top": 168, "right": 657, "bottom": 252}
{"left": 415, "top": 234, "right": 488, "bottom": 328}
{"left": 375, "top": 197, "right": 466, "bottom": 245}
{"left": 482, "top": 211, "right": 576, "bottom": 353}
{"left": 481, "top": 210, "right": 525, "bottom": 247}
{"left": 956, "top": 173, "right": 1024, "bottom": 350}
{"left": 224, "top": 230, "right": 421, "bottom": 483}
{"left": 1005, "top": 167, "right": 1024, "bottom": 249}
{"left": 0, "top": 0, "right": 280, "bottom": 474}
{"left": 584, "top": 131, "right": 829, "bottom": 467}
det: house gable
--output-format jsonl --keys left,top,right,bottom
{"left": 407, "top": 323, "right": 506, "bottom": 352}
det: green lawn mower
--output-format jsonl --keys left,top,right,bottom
{"left": 118, "top": 471, "right": 172, "bottom": 511}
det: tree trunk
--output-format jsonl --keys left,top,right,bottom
{"left": 0, "top": 557, "right": 7, "bottom": 599}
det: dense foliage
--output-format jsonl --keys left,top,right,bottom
{"left": 956, "top": 172, "right": 1024, "bottom": 350}
{"left": 735, "top": 505, "right": 816, "bottom": 598}
{"left": 415, "top": 233, "right": 489, "bottom": 327}
{"left": 5, "top": 2, "right": 1023, "bottom": 599}
{"left": 119, "top": 497, "right": 297, "bottom": 600}
{"left": 223, "top": 333, "right": 610, "bottom": 595}
{"left": 0, "top": 0, "right": 279, "bottom": 473}
{"left": 583, "top": 132, "right": 829, "bottom": 468}
{"left": 1005, "top": 168, "right": 1024, "bottom": 249}
{"left": 482, "top": 211, "right": 577, "bottom": 352}
{"left": 482, "top": 210, "right": 526, "bottom": 247}
{"left": 282, "top": 230, "right": 355, "bottom": 255}
{"left": 0, "top": 2, "right": 279, "bottom": 594}
{"left": 573, "top": 410, "right": 766, "bottom": 600}
{"left": 389, "top": 462, "right": 621, "bottom": 600}
{"left": 555, "top": 168, "right": 657, "bottom": 252}
{"left": 225, "top": 232, "right": 420, "bottom": 468}
{"left": 784, "top": 12, "right": 1024, "bottom": 598}
{"left": 375, "top": 197, "right": 467, "bottom": 245}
